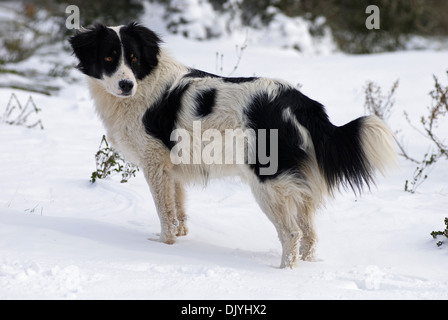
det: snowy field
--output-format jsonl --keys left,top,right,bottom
{"left": 1, "top": 14, "right": 448, "bottom": 299}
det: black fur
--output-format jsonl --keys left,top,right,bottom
{"left": 119, "top": 22, "right": 162, "bottom": 80}
{"left": 195, "top": 88, "right": 217, "bottom": 117}
{"left": 244, "top": 90, "right": 309, "bottom": 182}
{"left": 185, "top": 69, "right": 258, "bottom": 84}
{"left": 244, "top": 86, "right": 374, "bottom": 193}
{"left": 318, "top": 117, "right": 373, "bottom": 193}
{"left": 222, "top": 77, "right": 258, "bottom": 84}
{"left": 184, "top": 69, "right": 219, "bottom": 79}
{"left": 285, "top": 90, "right": 374, "bottom": 193}
{"left": 142, "top": 83, "right": 191, "bottom": 150}
{"left": 69, "top": 24, "right": 121, "bottom": 79}
{"left": 69, "top": 22, "right": 161, "bottom": 81}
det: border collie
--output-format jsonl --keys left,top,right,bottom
{"left": 69, "top": 22, "right": 397, "bottom": 268}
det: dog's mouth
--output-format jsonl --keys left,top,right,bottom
{"left": 113, "top": 82, "right": 137, "bottom": 98}
{"left": 117, "top": 90, "right": 133, "bottom": 97}
{"left": 109, "top": 90, "right": 134, "bottom": 98}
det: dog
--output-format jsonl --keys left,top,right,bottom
{"left": 69, "top": 22, "right": 397, "bottom": 268}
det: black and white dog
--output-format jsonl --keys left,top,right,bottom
{"left": 69, "top": 22, "right": 397, "bottom": 268}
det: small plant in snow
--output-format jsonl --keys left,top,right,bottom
{"left": 228, "top": 36, "right": 248, "bottom": 76}
{"left": 1, "top": 93, "right": 43, "bottom": 129}
{"left": 431, "top": 217, "right": 448, "bottom": 247}
{"left": 403, "top": 152, "right": 438, "bottom": 193}
{"left": 364, "top": 72, "right": 448, "bottom": 193}
{"left": 402, "top": 72, "right": 448, "bottom": 193}
{"left": 90, "top": 135, "right": 139, "bottom": 183}
{"left": 364, "top": 79, "right": 399, "bottom": 122}
{"left": 215, "top": 34, "right": 249, "bottom": 76}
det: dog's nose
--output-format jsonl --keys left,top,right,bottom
{"left": 118, "top": 79, "right": 134, "bottom": 94}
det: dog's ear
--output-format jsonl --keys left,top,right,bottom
{"left": 124, "top": 21, "right": 162, "bottom": 79}
{"left": 69, "top": 24, "right": 109, "bottom": 78}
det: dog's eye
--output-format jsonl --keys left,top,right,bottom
{"left": 105, "top": 56, "right": 113, "bottom": 62}
{"left": 130, "top": 54, "right": 137, "bottom": 63}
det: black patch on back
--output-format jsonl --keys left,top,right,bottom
{"left": 185, "top": 68, "right": 258, "bottom": 84}
{"left": 142, "top": 83, "right": 191, "bottom": 149}
{"left": 185, "top": 69, "right": 220, "bottom": 79}
{"left": 195, "top": 88, "right": 217, "bottom": 117}
{"left": 244, "top": 89, "right": 309, "bottom": 182}
{"left": 69, "top": 24, "right": 122, "bottom": 79}
{"left": 120, "top": 22, "right": 162, "bottom": 80}
{"left": 222, "top": 77, "right": 258, "bottom": 84}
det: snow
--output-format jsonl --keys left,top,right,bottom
{"left": 1, "top": 8, "right": 448, "bottom": 300}
{"left": 144, "top": 0, "right": 337, "bottom": 55}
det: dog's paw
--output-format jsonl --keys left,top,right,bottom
{"left": 176, "top": 223, "right": 188, "bottom": 237}
{"left": 147, "top": 233, "right": 176, "bottom": 244}
{"left": 299, "top": 244, "right": 317, "bottom": 262}
{"left": 160, "top": 232, "right": 177, "bottom": 244}
{"left": 163, "top": 238, "right": 176, "bottom": 245}
{"left": 280, "top": 253, "right": 300, "bottom": 269}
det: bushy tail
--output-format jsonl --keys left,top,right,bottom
{"left": 316, "top": 115, "right": 397, "bottom": 194}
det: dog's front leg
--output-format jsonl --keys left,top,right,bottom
{"left": 144, "top": 165, "right": 178, "bottom": 245}
{"left": 174, "top": 182, "right": 188, "bottom": 236}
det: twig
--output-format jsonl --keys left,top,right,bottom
{"left": 228, "top": 36, "right": 248, "bottom": 77}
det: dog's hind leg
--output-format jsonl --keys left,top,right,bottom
{"left": 174, "top": 182, "right": 188, "bottom": 236}
{"left": 249, "top": 179, "right": 303, "bottom": 268}
{"left": 276, "top": 199, "right": 303, "bottom": 269}
{"left": 296, "top": 200, "right": 318, "bottom": 262}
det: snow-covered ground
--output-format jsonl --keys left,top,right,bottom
{"left": 1, "top": 11, "right": 448, "bottom": 299}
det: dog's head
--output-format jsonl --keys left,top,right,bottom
{"left": 69, "top": 22, "right": 161, "bottom": 98}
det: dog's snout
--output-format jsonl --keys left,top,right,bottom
{"left": 119, "top": 79, "right": 134, "bottom": 94}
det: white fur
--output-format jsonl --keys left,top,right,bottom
{"left": 361, "top": 116, "right": 399, "bottom": 175}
